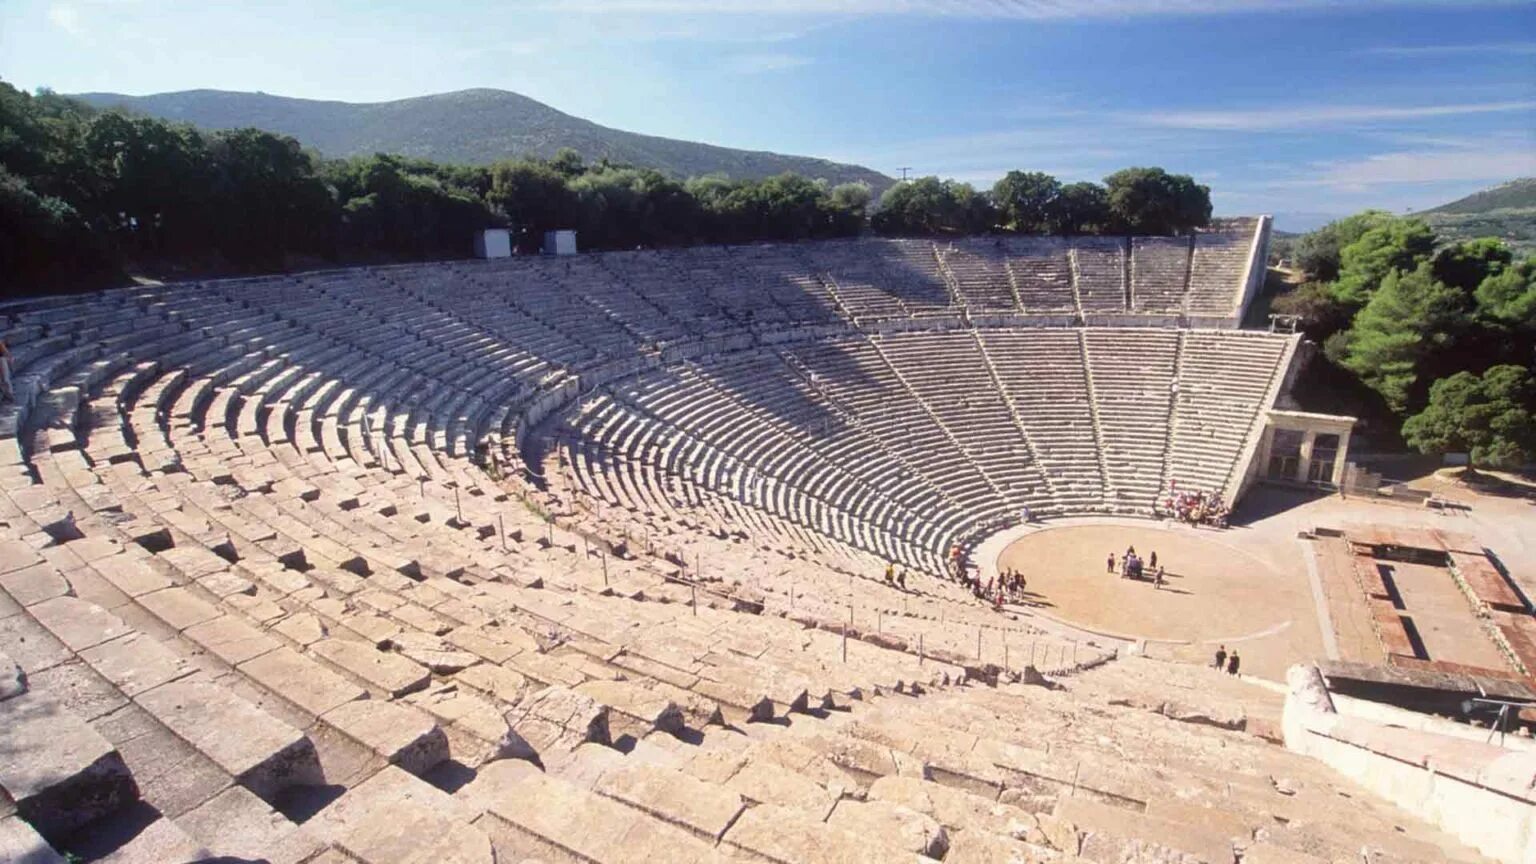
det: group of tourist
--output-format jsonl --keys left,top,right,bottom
{"left": 1160, "top": 487, "right": 1229, "bottom": 528}
{"left": 882, "top": 562, "right": 910, "bottom": 590}
{"left": 955, "top": 568, "right": 1026, "bottom": 607}
{"left": 1213, "top": 644, "right": 1241, "bottom": 676}
{"left": 1107, "top": 546, "right": 1166, "bottom": 587}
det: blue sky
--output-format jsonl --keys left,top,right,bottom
{"left": 3, "top": 0, "right": 1534, "bottom": 230}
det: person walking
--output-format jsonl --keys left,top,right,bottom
{"left": 1149, "top": 550, "right": 1158, "bottom": 570}
{"left": 1214, "top": 645, "right": 1227, "bottom": 670}
{"left": 1227, "top": 651, "right": 1241, "bottom": 676}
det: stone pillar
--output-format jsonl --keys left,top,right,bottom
{"left": 1298, "top": 430, "right": 1316, "bottom": 484}
{"left": 1254, "top": 425, "right": 1276, "bottom": 481}
{"left": 1332, "top": 429, "right": 1351, "bottom": 486}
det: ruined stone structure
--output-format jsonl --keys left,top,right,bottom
{"left": 0, "top": 222, "right": 1518, "bottom": 862}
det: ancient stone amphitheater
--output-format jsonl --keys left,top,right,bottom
{"left": 0, "top": 219, "right": 1502, "bottom": 862}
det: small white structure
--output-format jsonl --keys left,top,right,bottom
{"left": 473, "top": 229, "right": 512, "bottom": 259}
{"left": 543, "top": 230, "right": 578, "bottom": 256}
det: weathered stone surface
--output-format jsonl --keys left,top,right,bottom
{"left": 504, "top": 685, "right": 611, "bottom": 759}
{"left": 871, "top": 775, "right": 1038, "bottom": 841}
{"left": 0, "top": 563, "right": 68, "bottom": 607}
{"left": 306, "top": 765, "right": 494, "bottom": 864}
{"left": 944, "top": 829, "right": 1056, "bottom": 863}
{"left": 465, "top": 761, "right": 722, "bottom": 863}
{"left": 1057, "top": 796, "right": 1232, "bottom": 864}
{"left": 1242, "top": 843, "right": 1330, "bottom": 864}
{"left": 25, "top": 660, "right": 128, "bottom": 722}
{"left": 722, "top": 803, "right": 923, "bottom": 863}
{"left": 0, "top": 649, "right": 25, "bottom": 701}
{"left": 312, "top": 638, "right": 430, "bottom": 697}
{"left": 827, "top": 798, "right": 949, "bottom": 859}
{"left": 720, "top": 756, "right": 840, "bottom": 818}
{"left": 405, "top": 682, "right": 519, "bottom": 763}
{"left": 0, "top": 539, "right": 44, "bottom": 575}
{"left": 178, "top": 784, "right": 294, "bottom": 859}
{"left": 92, "top": 554, "right": 173, "bottom": 598}
{"left": 240, "top": 647, "right": 366, "bottom": 717}
{"left": 595, "top": 762, "right": 746, "bottom": 841}
{"left": 272, "top": 610, "right": 327, "bottom": 646}
{"left": 0, "top": 613, "right": 70, "bottom": 675}
{"left": 138, "top": 587, "right": 221, "bottom": 631}
{"left": 82, "top": 816, "right": 209, "bottom": 864}
{"left": 79, "top": 632, "right": 195, "bottom": 697}
{"left": 185, "top": 614, "right": 280, "bottom": 665}
{"left": 0, "top": 815, "right": 66, "bottom": 864}
{"left": 444, "top": 625, "right": 529, "bottom": 664}
{"left": 28, "top": 596, "right": 130, "bottom": 652}
{"left": 135, "top": 679, "right": 321, "bottom": 800}
{"left": 322, "top": 698, "right": 449, "bottom": 776}
{"left": 455, "top": 662, "right": 531, "bottom": 705}
{"left": 383, "top": 632, "right": 480, "bottom": 674}
{"left": 158, "top": 545, "right": 229, "bottom": 580}
{"left": 0, "top": 691, "right": 138, "bottom": 842}
{"left": 575, "top": 678, "right": 685, "bottom": 734}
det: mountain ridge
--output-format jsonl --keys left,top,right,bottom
{"left": 74, "top": 87, "right": 894, "bottom": 193}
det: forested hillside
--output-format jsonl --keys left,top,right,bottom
{"left": 75, "top": 88, "right": 894, "bottom": 193}
{"left": 1410, "top": 178, "right": 1536, "bottom": 258}
{"left": 1, "top": 79, "right": 1216, "bottom": 295}
{"left": 1271, "top": 210, "right": 1536, "bottom": 468}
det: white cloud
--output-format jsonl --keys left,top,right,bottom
{"left": 1364, "top": 41, "right": 1536, "bottom": 57}
{"left": 1306, "top": 146, "right": 1536, "bottom": 189}
{"left": 517, "top": 0, "right": 1524, "bottom": 18}
{"left": 1124, "top": 100, "right": 1536, "bottom": 131}
{"left": 47, "top": 3, "right": 83, "bottom": 35}
{"left": 722, "top": 52, "right": 813, "bottom": 74}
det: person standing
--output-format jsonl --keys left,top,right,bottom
{"left": 0, "top": 340, "right": 12, "bottom": 403}
{"left": 1214, "top": 645, "right": 1227, "bottom": 670}
{"left": 1227, "top": 651, "right": 1241, "bottom": 676}
{"left": 1106, "top": 552, "right": 1115, "bottom": 574}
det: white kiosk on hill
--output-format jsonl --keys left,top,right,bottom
{"left": 473, "top": 229, "right": 512, "bottom": 259}
{"left": 543, "top": 230, "right": 578, "bottom": 256}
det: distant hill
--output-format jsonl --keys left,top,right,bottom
{"left": 75, "top": 88, "right": 894, "bottom": 193}
{"left": 1415, "top": 178, "right": 1536, "bottom": 257}
{"left": 1421, "top": 177, "right": 1536, "bottom": 215}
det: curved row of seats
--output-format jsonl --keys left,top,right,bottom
{"left": 555, "top": 327, "right": 1294, "bottom": 575}
{"left": 0, "top": 250, "right": 1492, "bottom": 863}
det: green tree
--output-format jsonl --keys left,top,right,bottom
{"left": 1102, "top": 167, "right": 1210, "bottom": 235}
{"left": 207, "top": 128, "right": 336, "bottom": 268}
{"left": 1291, "top": 210, "right": 1395, "bottom": 282}
{"left": 872, "top": 177, "right": 994, "bottom": 236}
{"left": 1431, "top": 237, "right": 1512, "bottom": 294}
{"left": 1049, "top": 182, "right": 1110, "bottom": 234}
{"left": 1475, "top": 259, "right": 1536, "bottom": 327}
{"left": 1269, "top": 280, "right": 1354, "bottom": 339}
{"left": 991, "top": 171, "right": 1060, "bottom": 233}
{"left": 0, "top": 164, "right": 114, "bottom": 291}
{"left": 1329, "top": 218, "right": 1435, "bottom": 307}
{"left": 1403, "top": 365, "right": 1536, "bottom": 469}
{"left": 82, "top": 112, "right": 214, "bottom": 255}
{"left": 548, "top": 147, "right": 586, "bottom": 179}
{"left": 1335, "top": 263, "right": 1469, "bottom": 413}
{"left": 487, "top": 158, "right": 581, "bottom": 250}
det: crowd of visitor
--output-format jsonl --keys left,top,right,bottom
{"left": 1108, "top": 546, "right": 1166, "bottom": 587}
{"left": 1160, "top": 486, "right": 1229, "bottom": 527}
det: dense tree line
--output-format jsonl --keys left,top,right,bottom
{"left": 1, "top": 78, "right": 1214, "bottom": 293}
{"left": 1273, "top": 211, "right": 1536, "bottom": 469}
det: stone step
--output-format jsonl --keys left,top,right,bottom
{"left": 0, "top": 689, "right": 138, "bottom": 843}
{"left": 133, "top": 678, "right": 322, "bottom": 802}
{"left": 459, "top": 759, "right": 725, "bottom": 862}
